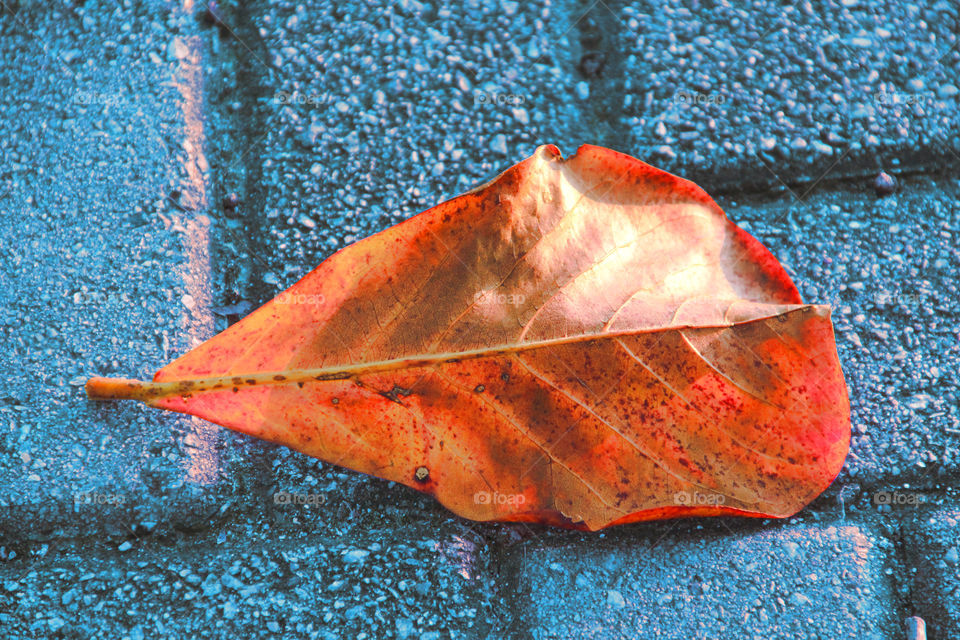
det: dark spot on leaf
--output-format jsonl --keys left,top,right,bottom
{"left": 474, "top": 384, "right": 485, "bottom": 393}
{"left": 379, "top": 385, "right": 414, "bottom": 403}
{"left": 414, "top": 466, "right": 430, "bottom": 483}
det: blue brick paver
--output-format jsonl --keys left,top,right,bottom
{"left": 0, "top": 0, "right": 223, "bottom": 539}
{"left": 509, "top": 519, "right": 898, "bottom": 640}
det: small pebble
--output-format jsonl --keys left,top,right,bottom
{"left": 874, "top": 171, "right": 897, "bottom": 196}
{"left": 222, "top": 192, "right": 240, "bottom": 209}
{"left": 396, "top": 618, "right": 415, "bottom": 639}
{"left": 656, "top": 145, "right": 676, "bottom": 160}
{"left": 200, "top": 574, "right": 222, "bottom": 597}
{"left": 301, "top": 122, "right": 323, "bottom": 147}
{"left": 937, "top": 84, "right": 958, "bottom": 99}
{"left": 606, "top": 589, "right": 626, "bottom": 609}
{"left": 811, "top": 141, "right": 833, "bottom": 155}
{"left": 846, "top": 332, "right": 863, "bottom": 348}
{"left": 344, "top": 548, "right": 370, "bottom": 563}
{"left": 169, "top": 37, "right": 189, "bottom": 60}
{"left": 944, "top": 546, "right": 959, "bottom": 566}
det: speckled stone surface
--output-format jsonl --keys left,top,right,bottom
{"left": 509, "top": 518, "right": 898, "bottom": 640}
{"left": 0, "top": 0, "right": 223, "bottom": 539}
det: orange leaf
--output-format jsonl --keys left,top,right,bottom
{"left": 87, "top": 144, "right": 850, "bottom": 530}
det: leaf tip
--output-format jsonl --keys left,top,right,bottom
{"left": 534, "top": 143, "right": 563, "bottom": 161}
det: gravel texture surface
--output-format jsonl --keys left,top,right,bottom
{"left": 0, "top": 0, "right": 221, "bottom": 538}
{"left": 510, "top": 518, "right": 898, "bottom": 640}
{"left": 612, "top": 0, "right": 960, "bottom": 190}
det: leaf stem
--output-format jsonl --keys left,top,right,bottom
{"left": 85, "top": 377, "right": 150, "bottom": 401}
{"left": 84, "top": 303, "right": 823, "bottom": 403}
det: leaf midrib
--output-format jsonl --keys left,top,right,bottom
{"left": 146, "top": 305, "right": 816, "bottom": 400}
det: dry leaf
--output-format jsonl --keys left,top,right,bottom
{"left": 87, "top": 144, "right": 850, "bottom": 530}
